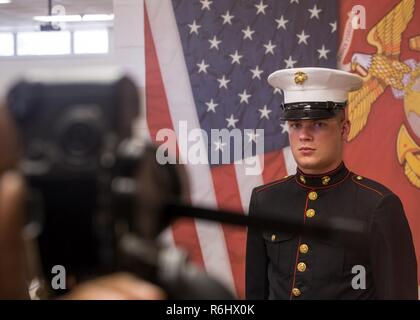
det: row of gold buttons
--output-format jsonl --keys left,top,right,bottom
{"left": 292, "top": 191, "right": 318, "bottom": 297}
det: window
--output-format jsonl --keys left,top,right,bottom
{"left": 73, "top": 29, "right": 109, "bottom": 54}
{"left": 17, "top": 31, "right": 71, "bottom": 56}
{"left": 0, "top": 29, "right": 110, "bottom": 57}
{"left": 0, "top": 32, "right": 14, "bottom": 56}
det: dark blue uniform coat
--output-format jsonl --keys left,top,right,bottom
{"left": 246, "top": 163, "right": 418, "bottom": 299}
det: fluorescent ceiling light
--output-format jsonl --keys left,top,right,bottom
{"left": 82, "top": 14, "right": 114, "bottom": 22}
{"left": 0, "top": 0, "right": 12, "bottom": 4}
{"left": 33, "top": 14, "right": 114, "bottom": 23}
{"left": 34, "top": 15, "right": 81, "bottom": 22}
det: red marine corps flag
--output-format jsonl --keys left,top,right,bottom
{"left": 339, "top": 0, "right": 420, "bottom": 293}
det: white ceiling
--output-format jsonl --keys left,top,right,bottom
{"left": 0, "top": 0, "right": 113, "bottom": 31}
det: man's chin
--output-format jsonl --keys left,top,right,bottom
{"left": 296, "top": 157, "right": 319, "bottom": 168}
{"left": 295, "top": 158, "right": 325, "bottom": 172}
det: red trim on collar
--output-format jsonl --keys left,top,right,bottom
{"left": 295, "top": 171, "right": 351, "bottom": 190}
{"left": 256, "top": 175, "right": 294, "bottom": 193}
{"left": 296, "top": 162, "right": 345, "bottom": 177}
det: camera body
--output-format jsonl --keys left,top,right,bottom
{"left": 8, "top": 72, "right": 138, "bottom": 178}
{"left": 7, "top": 72, "right": 140, "bottom": 291}
{"left": 7, "top": 72, "right": 235, "bottom": 299}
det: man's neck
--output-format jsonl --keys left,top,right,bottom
{"left": 298, "top": 160, "right": 343, "bottom": 175}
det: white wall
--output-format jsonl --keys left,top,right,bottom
{"left": 0, "top": 53, "right": 114, "bottom": 99}
{"left": 0, "top": 0, "right": 145, "bottom": 101}
{"left": 0, "top": 0, "right": 149, "bottom": 138}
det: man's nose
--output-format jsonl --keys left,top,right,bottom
{"left": 299, "top": 126, "right": 313, "bottom": 141}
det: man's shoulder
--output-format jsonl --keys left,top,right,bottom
{"left": 253, "top": 175, "right": 296, "bottom": 195}
{"left": 349, "top": 172, "right": 397, "bottom": 200}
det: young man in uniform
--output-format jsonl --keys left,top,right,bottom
{"left": 245, "top": 67, "right": 418, "bottom": 299}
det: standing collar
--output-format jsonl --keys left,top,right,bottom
{"left": 295, "top": 162, "right": 350, "bottom": 188}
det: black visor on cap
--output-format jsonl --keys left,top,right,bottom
{"left": 279, "top": 101, "right": 347, "bottom": 120}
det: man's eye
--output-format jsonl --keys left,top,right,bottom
{"left": 289, "top": 123, "right": 301, "bottom": 129}
{"left": 314, "top": 122, "right": 326, "bottom": 128}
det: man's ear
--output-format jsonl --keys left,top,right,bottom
{"left": 341, "top": 120, "right": 350, "bottom": 142}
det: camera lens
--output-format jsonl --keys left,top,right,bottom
{"left": 61, "top": 122, "right": 100, "bottom": 158}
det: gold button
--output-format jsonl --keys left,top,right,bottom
{"left": 299, "top": 244, "right": 309, "bottom": 254}
{"left": 306, "top": 209, "right": 315, "bottom": 218}
{"left": 292, "top": 288, "right": 301, "bottom": 297}
{"left": 297, "top": 262, "right": 307, "bottom": 272}
{"left": 356, "top": 175, "right": 363, "bottom": 181}
{"left": 322, "top": 176, "right": 331, "bottom": 185}
{"left": 299, "top": 175, "right": 306, "bottom": 184}
{"left": 271, "top": 234, "right": 276, "bottom": 241}
{"left": 308, "top": 191, "right": 318, "bottom": 200}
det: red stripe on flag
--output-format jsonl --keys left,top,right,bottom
{"left": 144, "top": 6, "right": 205, "bottom": 268}
{"left": 211, "top": 165, "right": 246, "bottom": 298}
{"left": 262, "top": 150, "right": 288, "bottom": 184}
{"left": 144, "top": 7, "right": 173, "bottom": 141}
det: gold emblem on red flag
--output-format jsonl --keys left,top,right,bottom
{"left": 346, "top": 0, "right": 419, "bottom": 188}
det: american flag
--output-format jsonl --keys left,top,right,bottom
{"left": 144, "top": 0, "right": 339, "bottom": 298}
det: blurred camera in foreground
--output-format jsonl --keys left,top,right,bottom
{"left": 7, "top": 69, "right": 234, "bottom": 299}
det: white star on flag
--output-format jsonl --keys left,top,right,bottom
{"left": 308, "top": 4, "right": 322, "bottom": 19}
{"left": 188, "top": 20, "right": 201, "bottom": 34}
{"left": 226, "top": 114, "right": 239, "bottom": 128}
{"left": 214, "top": 140, "right": 227, "bottom": 152}
{"left": 197, "top": 60, "right": 209, "bottom": 73}
{"left": 275, "top": 15, "right": 289, "bottom": 30}
{"left": 206, "top": 99, "right": 218, "bottom": 113}
{"left": 284, "top": 55, "right": 297, "bottom": 68}
{"left": 250, "top": 65, "right": 263, "bottom": 80}
{"left": 217, "top": 75, "right": 230, "bottom": 89}
{"left": 230, "top": 50, "right": 243, "bottom": 64}
{"left": 242, "top": 26, "right": 255, "bottom": 40}
{"left": 255, "top": 1, "right": 268, "bottom": 15}
{"left": 263, "top": 40, "right": 276, "bottom": 55}
{"left": 221, "top": 11, "right": 234, "bottom": 25}
{"left": 329, "top": 21, "right": 337, "bottom": 33}
{"left": 238, "top": 89, "right": 251, "bottom": 104}
{"left": 246, "top": 130, "right": 260, "bottom": 143}
{"left": 258, "top": 105, "right": 272, "bottom": 119}
{"left": 281, "top": 123, "right": 290, "bottom": 134}
{"left": 296, "top": 30, "right": 310, "bottom": 45}
{"left": 290, "top": 0, "right": 299, "bottom": 4}
{"left": 200, "top": 0, "right": 212, "bottom": 11}
{"left": 209, "top": 36, "right": 221, "bottom": 50}
{"left": 317, "top": 45, "right": 330, "bottom": 59}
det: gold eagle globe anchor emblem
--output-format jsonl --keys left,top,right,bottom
{"left": 347, "top": 0, "right": 420, "bottom": 188}
{"left": 294, "top": 71, "right": 308, "bottom": 85}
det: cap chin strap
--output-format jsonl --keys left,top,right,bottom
{"left": 281, "top": 101, "right": 347, "bottom": 111}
